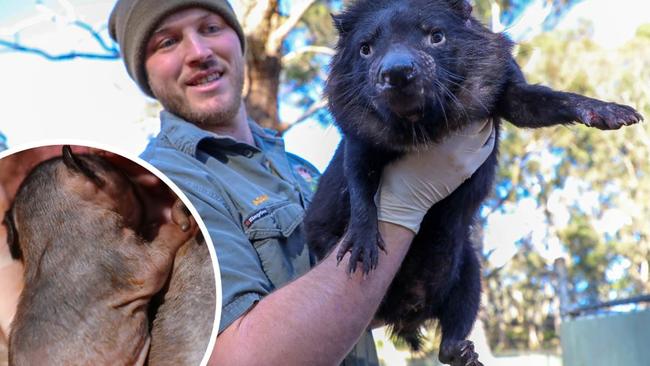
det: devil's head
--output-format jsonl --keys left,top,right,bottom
{"left": 326, "top": 0, "right": 512, "bottom": 149}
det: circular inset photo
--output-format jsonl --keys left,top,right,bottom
{"left": 0, "top": 144, "right": 219, "bottom": 366}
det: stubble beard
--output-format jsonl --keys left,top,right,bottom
{"left": 151, "top": 61, "right": 245, "bottom": 128}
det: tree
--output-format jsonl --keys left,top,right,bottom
{"left": 235, "top": 0, "right": 333, "bottom": 131}
{"left": 479, "top": 22, "right": 650, "bottom": 353}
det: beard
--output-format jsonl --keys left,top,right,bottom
{"left": 150, "top": 59, "right": 245, "bottom": 128}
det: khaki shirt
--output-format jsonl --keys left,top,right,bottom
{"left": 141, "top": 111, "right": 378, "bottom": 365}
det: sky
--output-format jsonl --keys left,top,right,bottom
{"left": 1, "top": 0, "right": 649, "bottom": 270}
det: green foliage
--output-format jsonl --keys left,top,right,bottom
{"left": 473, "top": 0, "right": 512, "bottom": 24}
{"left": 281, "top": 2, "right": 334, "bottom": 95}
{"left": 559, "top": 213, "right": 612, "bottom": 302}
{"left": 484, "top": 240, "right": 561, "bottom": 352}
{"left": 483, "top": 21, "right": 650, "bottom": 353}
{"left": 302, "top": 2, "right": 338, "bottom": 47}
{"left": 636, "top": 23, "right": 650, "bottom": 39}
{"left": 283, "top": 52, "right": 324, "bottom": 85}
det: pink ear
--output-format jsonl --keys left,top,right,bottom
{"left": 61, "top": 145, "right": 105, "bottom": 187}
{"left": 3, "top": 209, "right": 21, "bottom": 259}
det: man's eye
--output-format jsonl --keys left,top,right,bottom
{"left": 158, "top": 38, "right": 177, "bottom": 49}
{"left": 204, "top": 24, "right": 222, "bottom": 34}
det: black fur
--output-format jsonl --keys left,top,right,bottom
{"left": 304, "top": 0, "right": 642, "bottom": 365}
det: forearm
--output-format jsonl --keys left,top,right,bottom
{"left": 210, "top": 222, "right": 413, "bottom": 366}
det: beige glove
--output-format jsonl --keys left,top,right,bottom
{"left": 376, "top": 119, "right": 496, "bottom": 233}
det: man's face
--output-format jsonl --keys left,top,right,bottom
{"left": 145, "top": 8, "right": 244, "bottom": 127}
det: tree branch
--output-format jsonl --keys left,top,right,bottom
{"left": 282, "top": 45, "right": 335, "bottom": 63}
{"left": 240, "top": 0, "right": 272, "bottom": 36}
{"left": 49, "top": 0, "right": 78, "bottom": 20}
{"left": 0, "top": 13, "right": 51, "bottom": 36}
{"left": 0, "top": 1, "right": 118, "bottom": 62}
{"left": 71, "top": 21, "right": 118, "bottom": 54}
{"left": 267, "top": 0, "right": 316, "bottom": 53}
{"left": 279, "top": 97, "right": 328, "bottom": 133}
{"left": 0, "top": 39, "right": 118, "bottom": 60}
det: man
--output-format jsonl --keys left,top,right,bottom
{"left": 108, "top": 1, "right": 494, "bottom": 365}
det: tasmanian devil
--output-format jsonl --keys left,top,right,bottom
{"left": 3, "top": 146, "right": 196, "bottom": 366}
{"left": 303, "top": 0, "right": 643, "bottom": 365}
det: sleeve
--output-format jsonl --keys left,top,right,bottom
{"left": 146, "top": 151, "right": 273, "bottom": 333}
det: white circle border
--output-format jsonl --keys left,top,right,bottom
{"left": 0, "top": 138, "right": 221, "bottom": 366}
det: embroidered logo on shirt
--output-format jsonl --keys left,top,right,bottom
{"left": 244, "top": 208, "right": 269, "bottom": 227}
{"left": 252, "top": 194, "right": 269, "bottom": 206}
{"left": 294, "top": 165, "right": 320, "bottom": 193}
{"left": 295, "top": 166, "right": 313, "bottom": 183}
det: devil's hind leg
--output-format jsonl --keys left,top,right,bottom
{"left": 437, "top": 241, "right": 483, "bottom": 366}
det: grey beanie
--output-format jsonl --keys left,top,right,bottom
{"left": 109, "top": 0, "right": 246, "bottom": 98}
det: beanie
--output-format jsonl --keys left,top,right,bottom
{"left": 109, "top": 0, "right": 246, "bottom": 98}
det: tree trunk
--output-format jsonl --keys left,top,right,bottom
{"left": 238, "top": 0, "right": 316, "bottom": 132}
{"left": 240, "top": 0, "right": 281, "bottom": 131}
{"left": 245, "top": 49, "right": 281, "bottom": 131}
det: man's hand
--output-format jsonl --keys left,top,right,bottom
{"left": 376, "top": 119, "right": 496, "bottom": 232}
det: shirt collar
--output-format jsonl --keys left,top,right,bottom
{"left": 158, "top": 110, "right": 284, "bottom": 157}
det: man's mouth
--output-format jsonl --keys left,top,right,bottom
{"left": 187, "top": 71, "right": 224, "bottom": 87}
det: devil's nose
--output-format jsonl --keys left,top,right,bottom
{"left": 379, "top": 61, "right": 416, "bottom": 88}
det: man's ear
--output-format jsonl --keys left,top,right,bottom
{"left": 62, "top": 145, "right": 104, "bottom": 187}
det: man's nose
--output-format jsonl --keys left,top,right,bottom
{"left": 184, "top": 33, "right": 212, "bottom": 65}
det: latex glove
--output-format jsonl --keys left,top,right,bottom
{"left": 376, "top": 119, "right": 496, "bottom": 233}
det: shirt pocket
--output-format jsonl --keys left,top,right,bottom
{"left": 243, "top": 200, "right": 310, "bottom": 288}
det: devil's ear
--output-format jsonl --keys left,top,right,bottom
{"left": 331, "top": 13, "right": 350, "bottom": 35}
{"left": 62, "top": 145, "right": 104, "bottom": 187}
{"left": 3, "top": 210, "right": 22, "bottom": 260}
{"left": 448, "top": 0, "right": 473, "bottom": 20}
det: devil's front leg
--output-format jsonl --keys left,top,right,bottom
{"left": 498, "top": 58, "right": 643, "bottom": 130}
{"left": 338, "top": 138, "right": 387, "bottom": 274}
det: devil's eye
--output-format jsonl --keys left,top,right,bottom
{"left": 429, "top": 30, "right": 445, "bottom": 45}
{"left": 360, "top": 43, "right": 372, "bottom": 57}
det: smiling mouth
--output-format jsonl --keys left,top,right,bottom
{"left": 187, "top": 71, "right": 224, "bottom": 86}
